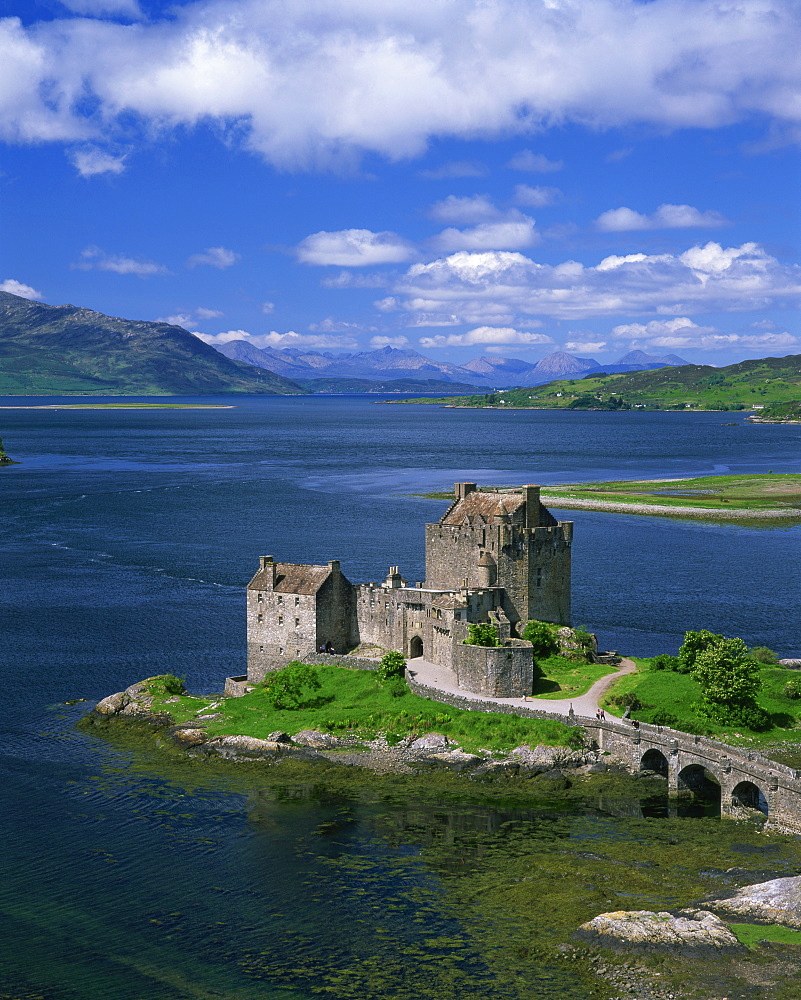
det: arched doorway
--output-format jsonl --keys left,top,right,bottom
{"left": 731, "top": 781, "right": 768, "bottom": 816}
{"left": 409, "top": 635, "right": 423, "bottom": 659}
{"left": 677, "top": 764, "right": 721, "bottom": 817}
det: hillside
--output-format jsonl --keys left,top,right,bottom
{"left": 0, "top": 292, "right": 302, "bottom": 395}
{"left": 296, "top": 377, "right": 485, "bottom": 394}
{"left": 403, "top": 354, "right": 801, "bottom": 410}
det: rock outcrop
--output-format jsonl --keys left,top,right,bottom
{"left": 574, "top": 909, "right": 744, "bottom": 955}
{"left": 704, "top": 875, "right": 801, "bottom": 928}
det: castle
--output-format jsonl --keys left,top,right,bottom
{"left": 245, "top": 483, "right": 573, "bottom": 698}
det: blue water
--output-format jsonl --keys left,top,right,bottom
{"left": 2, "top": 395, "right": 801, "bottom": 999}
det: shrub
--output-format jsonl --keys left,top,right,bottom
{"left": 691, "top": 637, "right": 762, "bottom": 720}
{"left": 783, "top": 679, "right": 801, "bottom": 700}
{"left": 466, "top": 623, "right": 501, "bottom": 647}
{"left": 678, "top": 629, "right": 725, "bottom": 673}
{"left": 650, "top": 709, "right": 680, "bottom": 728}
{"left": 649, "top": 654, "right": 681, "bottom": 672}
{"left": 384, "top": 676, "right": 408, "bottom": 698}
{"left": 376, "top": 651, "right": 406, "bottom": 681}
{"left": 608, "top": 692, "right": 643, "bottom": 710}
{"left": 750, "top": 646, "right": 777, "bottom": 665}
{"left": 145, "top": 674, "right": 186, "bottom": 696}
{"left": 261, "top": 662, "right": 321, "bottom": 710}
{"left": 521, "top": 620, "right": 559, "bottom": 658}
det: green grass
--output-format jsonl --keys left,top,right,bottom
{"left": 533, "top": 654, "right": 617, "bottom": 699}
{"left": 730, "top": 923, "right": 801, "bottom": 949}
{"left": 600, "top": 658, "right": 801, "bottom": 746}
{"left": 149, "top": 664, "right": 576, "bottom": 753}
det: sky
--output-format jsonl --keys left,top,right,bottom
{"left": 2, "top": 0, "right": 800, "bottom": 369}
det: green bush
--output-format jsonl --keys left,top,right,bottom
{"left": 650, "top": 709, "right": 680, "bottom": 728}
{"left": 145, "top": 674, "right": 186, "bottom": 696}
{"left": 691, "top": 637, "right": 762, "bottom": 724}
{"left": 466, "top": 623, "right": 501, "bottom": 647}
{"left": 649, "top": 654, "right": 681, "bottom": 672}
{"left": 383, "top": 676, "right": 408, "bottom": 698}
{"left": 376, "top": 651, "right": 406, "bottom": 681}
{"left": 750, "top": 646, "right": 777, "bottom": 665}
{"left": 521, "top": 620, "right": 559, "bottom": 658}
{"left": 783, "top": 679, "right": 801, "bottom": 700}
{"left": 678, "top": 629, "right": 724, "bottom": 673}
{"left": 261, "top": 662, "right": 321, "bottom": 710}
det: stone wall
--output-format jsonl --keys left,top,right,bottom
{"left": 453, "top": 640, "right": 534, "bottom": 698}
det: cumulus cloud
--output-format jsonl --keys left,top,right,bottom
{"left": 195, "top": 306, "right": 223, "bottom": 319}
{"left": 159, "top": 306, "right": 223, "bottom": 327}
{"left": 514, "top": 184, "right": 561, "bottom": 207}
{"left": 565, "top": 340, "right": 607, "bottom": 353}
{"left": 370, "top": 335, "right": 410, "bottom": 348}
{"left": 70, "top": 146, "right": 127, "bottom": 177}
{"left": 0, "top": 278, "right": 44, "bottom": 299}
{"left": 595, "top": 204, "right": 728, "bottom": 231}
{"left": 297, "top": 229, "right": 416, "bottom": 267}
{"left": 419, "top": 326, "right": 553, "bottom": 348}
{"left": 428, "top": 194, "right": 500, "bottom": 224}
{"left": 4, "top": 2, "right": 801, "bottom": 165}
{"left": 194, "top": 329, "right": 359, "bottom": 349}
{"left": 430, "top": 214, "right": 539, "bottom": 252}
{"left": 612, "top": 317, "right": 716, "bottom": 340}
{"left": 609, "top": 316, "right": 800, "bottom": 352}
{"left": 186, "top": 246, "right": 240, "bottom": 269}
{"left": 74, "top": 245, "right": 168, "bottom": 276}
{"left": 507, "top": 151, "right": 563, "bottom": 173}
{"left": 389, "top": 242, "right": 801, "bottom": 326}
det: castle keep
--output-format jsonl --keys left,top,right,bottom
{"left": 246, "top": 483, "right": 573, "bottom": 697}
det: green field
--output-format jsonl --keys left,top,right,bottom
{"left": 543, "top": 473, "right": 801, "bottom": 514}
{"left": 147, "top": 664, "right": 575, "bottom": 753}
{"left": 533, "top": 654, "right": 618, "bottom": 698}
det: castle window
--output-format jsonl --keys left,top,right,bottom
{"left": 278, "top": 615, "right": 283, "bottom": 625}
{"left": 257, "top": 592, "right": 263, "bottom": 602}
{"left": 279, "top": 646, "right": 284, "bottom": 654}
{"left": 257, "top": 613, "right": 263, "bottom": 623}
{"left": 277, "top": 595, "right": 283, "bottom": 605}
{"left": 259, "top": 645, "right": 264, "bottom": 652}
{"left": 536, "top": 568, "right": 542, "bottom": 587}
{"left": 294, "top": 617, "right": 300, "bottom": 627}
{"left": 295, "top": 596, "right": 300, "bottom": 606}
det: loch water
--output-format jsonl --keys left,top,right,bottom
{"left": 2, "top": 396, "right": 801, "bottom": 1000}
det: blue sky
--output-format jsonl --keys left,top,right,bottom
{"left": 2, "top": 0, "right": 800, "bottom": 368}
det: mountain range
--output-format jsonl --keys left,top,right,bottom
{"left": 216, "top": 341, "right": 688, "bottom": 389}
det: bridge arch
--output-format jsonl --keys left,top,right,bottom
{"left": 731, "top": 780, "right": 769, "bottom": 816}
{"left": 677, "top": 763, "right": 721, "bottom": 817}
{"left": 640, "top": 748, "right": 669, "bottom": 778}
{"left": 409, "top": 635, "right": 424, "bottom": 659}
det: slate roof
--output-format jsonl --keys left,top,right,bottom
{"left": 440, "top": 490, "right": 526, "bottom": 526}
{"left": 248, "top": 562, "right": 332, "bottom": 594}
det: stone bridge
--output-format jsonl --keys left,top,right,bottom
{"left": 406, "top": 676, "right": 801, "bottom": 834}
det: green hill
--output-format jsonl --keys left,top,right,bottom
{"left": 0, "top": 292, "right": 302, "bottom": 395}
{"left": 405, "top": 354, "right": 801, "bottom": 410}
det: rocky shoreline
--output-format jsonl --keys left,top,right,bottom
{"left": 540, "top": 495, "right": 801, "bottom": 520}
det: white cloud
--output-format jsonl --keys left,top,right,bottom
{"left": 430, "top": 215, "right": 539, "bottom": 252}
{"left": 58, "top": 0, "right": 142, "bottom": 16}
{"left": 308, "top": 317, "right": 374, "bottom": 333}
{"left": 321, "top": 270, "right": 391, "bottom": 289}
{"left": 74, "top": 245, "right": 167, "bottom": 276}
{"left": 297, "top": 229, "right": 415, "bottom": 267}
{"left": 595, "top": 204, "right": 728, "bottom": 231}
{"left": 4, "top": 2, "right": 801, "bottom": 164}
{"left": 612, "top": 318, "right": 716, "bottom": 340}
{"left": 419, "top": 326, "right": 553, "bottom": 348}
{"left": 195, "top": 306, "right": 223, "bottom": 319}
{"left": 261, "top": 301, "right": 275, "bottom": 314}
{"left": 419, "top": 161, "right": 488, "bottom": 179}
{"left": 159, "top": 307, "right": 223, "bottom": 327}
{"left": 565, "top": 340, "right": 607, "bottom": 353}
{"left": 507, "top": 151, "right": 563, "bottom": 173}
{"left": 648, "top": 331, "right": 799, "bottom": 351}
{"left": 70, "top": 146, "right": 127, "bottom": 177}
{"left": 391, "top": 242, "right": 801, "bottom": 325}
{"left": 186, "top": 246, "right": 240, "bottom": 269}
{"left": 428, "top": 194, "right": 499, "bottom": 224}
{"left": 195, "top": 329, "right": 359, "bottom": 349}
{"left": 514, "top": 184, "right": 561, "bottom": 207}
{"left": 370, "top": 335, "right": 410, "bottom": 348}
{"left": 0, "top": 278, "right": 44, "bottom": 299}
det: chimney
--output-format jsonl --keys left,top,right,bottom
{"left": 259, "top": 555, "right": 277, "bottom": 588}
{"left": 328, "top": 559, "right": 340, "bottom": 575}
{"left": 524, "top": 484, "right": 541, "bottom": 528}
{"left": 455, "top": 482, "right": 478, "bottom": 500}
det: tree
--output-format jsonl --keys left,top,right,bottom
{"left": 677, "top": 629, "right": 724, "bottom": 674}
{"left": 521, "top": 620, "right": 559, "bottom": 658}
{"left": 261, "top": 662, "right": 321, "bottom": 710}
{"left": 465, "top": 623, "right": 500, "bottom": 647}
{"left": 691, "top": 637, "right": 765, "bottom": 726}
{"left": 376, "top": 651, "right": 406, "bottom": 681}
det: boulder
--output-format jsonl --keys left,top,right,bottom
{"left": 409, "top": 732, "right": 452, "bottom": 751}
{"left": 267, "top": 731, "right": 292, "bottom": 744}
{"left": 416, "top": 750, "right": 481, "bottom": 772}
{"left": 208, "top": 735, "right": 290, "bottom": 757}
{"left": 94, "top": 691, "right": 129, "bottom": 716}
{"left": 170, "top": 727, "right": 207, "bottom": 747}
{"left": 292, "top": 729, "right": 340, "bottom": 749}
{"left": 703, "top": 876, "right": 801, "bottom": 928}
{"left": 574, "top": 909, "right": 744, "bottom": 955}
